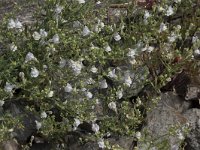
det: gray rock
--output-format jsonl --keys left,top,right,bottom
{"left": 183, "top": 109, "right": 200, "bottom": 150}
{"left": 0, "top": 140, "right": 19, "bottom": 150}
{"left": 139, "top": 92, "right": 190, "bottom": 149}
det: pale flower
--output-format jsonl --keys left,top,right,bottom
{"left": 127, "top": 48, "right": 136, "bottom": 58}
{"left": 4, "top": 82, "right": 15, "bottom": 93}
{"left": 73, "top": 118, "right": 81, "bottom": 130}
{"left": 55, "top": 5, "right": 63, "bottom": 14}
{"left": 99, "top": 80, "right": 108, "bottom": 89}
{"left": 35, "top": 120, "right": 42, "bottom": 130}
{"left": 73, "top": 21, "right": 82, "bottom": 28}
{"left": 166, "top": 6, "right": 174, "bottom": 16}
{"left": 52, "top": 34, "right": 60, "bottom": 44}
{"left": 177, "top": 130, "right": 184, "bottom": 140}
{"left": 192, "top": 36, "right": 198, "bottom": 43}
{"left": 8, "top": 19, "right": 16, "bottom": 29}
{"left": 85, "top": 91, "right": 93, "bottom": 99}
{"left": 82, "top": 26, "right": 90, "bottom": 36}
{"left": 168, "top": 32, "right": 177, "bottom": 43}
{"left": 116, "top": 90, "right": 123, "bottom": 99}
{"left": 39, "top": 29, "right": 48, "bottom": 38}
{"left": 25, "top": 52, "right": 37, "bottom": 63}
{"left": 124, "top": 75, "right": 132, "bottom": 87}
{"left": 108, "top": 101, "right": 117, "bottom": 112}
{"left": 159, "top": 22, "right": 167, "bottom": 33}
{"left": 15, "top": 19, "right": 23, "bottom": 29}
{"left": 64, "top": 83, "right": 73, "bottom": 92}
{"left": 77, "top": 0, "right": 85, "bottom": 4}
{"left": 113, "top": 32, "right": 121, "bottom": 41}
{"left": 10, "top": 43, "right": 17, "bottom": 52}
{"left": 59, "top": 58, "right": 67, "bottom": 68}
{"left": 108, "top": 69, "right": 117, "bottom": 78}
{"left": 96, "top": 1, "right": 101, "bottom": 5}
{"left": 0, "top": 100, "right": 5, "bottom": 107}
{"left": 98, "top": 139, "right": 105, "bottom": 149}
{"left": 144, "top": 10, "right": 151, "bottom": 20}
{"left": 41, "top": 111, "right": 47, "bottom": 118}
{"left": 90, "top": 66, "right": 98, "bottom": 73}
{"left": 136, "top": 132, "right": 141, "bottom": 139}
{"left": 104, "top": 44, "right": 112, "bottom": 52}
{"left": 69, "top": 60, "right": 83, "bottom": 75}
{"left": 47, "top": 91, "right": 54, "bottom": 97}
{"left": 194, "top": 49, "right": 200, "bottom": 55}
{"left": 92, "top": 123, "right": 99, "bottom": 133}
{"left": 31, "top": 67, "right": 39, "bottom": 78}
{"left": 32, "top": 31, "right": 41, "bottom": 40}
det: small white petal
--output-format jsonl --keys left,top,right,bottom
{"left": 99, "top": 80, "right": 108, "bottom": 89}
{"left": 41, "top": 111, "right": 47, "bottom": 118}
{"left": 64, "top": 83, "right": 73, "bottom": 92}
{"left": 90, "top": 66, "right": 98, "bottom": 73}
{"left": 32, "top": 31, "right": 41, "bottom": 40}
{"left": 98, "top": 139, "right": 105, "bottom": 149}
{"left": 47, "top": 91, "right": 54, "bottom": 97}
{"left": 10, "top": 43, "right": 17, "bottom": 52}
{"left": 85, "top": 91, "right": 93, "bottom": 99}
{"left": 92, "top": 123, "right": 99, "bottom": 133}
{"left": 8, "top": 19, "right": 16, "bottom": 29}
{"left": 104, "top": 44, "right": 112, "bottom": 52}
{"left": 35, "top": 120, "right": 42, "bottom": 130}
{"left": 52, "top": 34, "right": 59, "bottom": 44}
{"left": 108, "top": 101, "right": 117, "bottom": 112}
{"left": 31, "top": 67, "right": 39, "bottom": 78}
{"left": 25, "top": 52, "right": 37, "bottom": 63}
{"left": 77, "top": 0, "right": 85, "bottom": 4}
{"left": 136, "top": 132, "right": 141, "bottom": 139}
{"left": 4, "top": 82, "right": 15, "bottom": 93}
{"left": 0, "top": 100, "right": 5, "bottom": 107}
{"left": 166, "top": 6, "right": 174, "bottom": 16}
{"left": 82, "top": 26, "right": 90, "bottom": 36}
{"left": 114, "top": 32, "right": 121, "bottom": 41}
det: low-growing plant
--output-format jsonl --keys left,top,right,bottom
{"left": 0, "top": 0, "right": 199, "bottom": 149}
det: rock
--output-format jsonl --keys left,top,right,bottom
{"left": 139, "top": 92, "right": 191, "bottom": 149}
{"left": 1, "top": 140, "right": 19, "bottom": 150}
{"left": 183, "top": 109, "right": 200, "bottom": 150}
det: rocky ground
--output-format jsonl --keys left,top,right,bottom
{"left": 0, "top": 1, "right": 200, "bottom": 150}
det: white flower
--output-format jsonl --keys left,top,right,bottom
{"left": 136, "top": 132, "right": 141, "bottom": 140}
{"left": 192, "top": 36, "right": 199, "bottom": 43}
{"left": 39, "top": 29, "right": 48, "bottom": 38}
{"left": 159, "top": 22, "right": 168, "bottom": 33}
{"left": 15, "top": 19, "right": 23, "bottom": 29}
{"left": 85, "top": 91, "right": 93, "bottom": 99}
{"left": 168, "top": 32, "right": 177, "bottom": 43}
{"left": 69, "top": 60, "right": 83, "bottom": 75}
{"left": 104, "top": 44, "right": 112, "bottom": 52}
{"left": 90, "top": 66, "right": 98, "bottom": 73}
{"left": 0, "top": 100, "right": 5, "bottom": 107}
{"left": 98, "top": 139, "right": 105, "bottom": 149}
{"left": 82, "top": 26, "right": 90, "bottom": 36}
{"left": 8, "top": 19, "right": 16, "bottom": 29}
{"left": 41, "top": 111, "right": 47, "bottom": 118}
{"left": 194, "top": 49, "right": 200, "bottom": 55}
{"left": 144, "top": 10, "right": 150, "bottom": 20}
{"left": 92, "top": 123, "right": 99, "bottom": 133}
{"left": 77, "top": 0, "right": 85, "bottom": 4}
{"left": 108, "top": 69, "right": 117, "bottom": 78}
{"left": 96, "top": 1, "right": 101, "bottom": 5}
{"left": 10, "top": 43, "right": 17, "bottom": 52}
{"left": 73, "top": 21, "right": 82, "bottom": 28}
{"left": 116, "top": 90, "right": 123, "bottom": 99}
{"left": 47, "top": 91, "right": 54, "bottom": 98}
{"left": 73, "top": 118, "right": 81, "bottom": 130}
{"left": 55, "top": 5, "right": 63, "bottom": 14}
{"left": 99, "top": 80, "right": 108, "bottom": 89}
{"left": 127, "top": 48, "right": 136, "bottom": 58}
{"left": 64, "top": 83, "right": 73, "bottom": 92}
{"left": 52, "top": 34, "right": 60, "bottom": 44}
{"left": 124, "top": 75, "right": 132, "bottom": 87}
{"left": 30, "top": 67, "right": 39, "bottom": 78}
{"left": 86, "top": 78, "right": 95, "bottom": 85}
{"left": 177, "top": 130, "right": 184, "bottom": 140}
{"left": 32, "top": 31, "right": 41, "bottom": 40}
{"left": 25, "top": 52, "right": 37, "bottom": 63}
{"left": 108, "top": 101, "right": 117, "bottom": 112}
{"left": 35, "top": 120, "right": 42, "bottom": 130}
{"left": 4, "top": 82, "right": 15, "bottom": 93}
{"left": 147, "top": 46, "right": 154, "bottom": 53}
{"left": 166, "top": 6, "right": 174, "bottom": 16}
{"left": 59, "top": 58, "right": 67, "bottom": 68}
{"left": 175, "top": 0, "right": 181, "bottom": 3}
{"left": 113, "top": 32, "right": 121, "bottom": 41}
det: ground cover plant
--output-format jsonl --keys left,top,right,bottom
{"left": 0, "top": 0, "right": 200, "bottom": 149}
